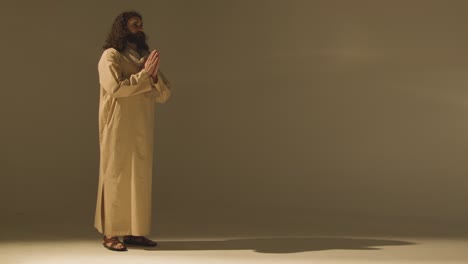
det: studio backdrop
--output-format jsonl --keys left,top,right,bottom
{"left": 1, "top": 0, "right": 468, "bottom": 237}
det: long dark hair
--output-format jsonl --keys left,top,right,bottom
{"left": 103, "top": 11, "right": 149, "bottom": 52}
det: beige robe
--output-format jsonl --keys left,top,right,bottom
{"left": 94, "top": 47, "right": 171, "bottom": 236}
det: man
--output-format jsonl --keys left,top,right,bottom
{"left": 94, "top": 11, "right": 171, "bottom": 252}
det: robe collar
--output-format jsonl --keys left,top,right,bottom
{"left": 123, "top": 47, "right": 150, "bottom": 68}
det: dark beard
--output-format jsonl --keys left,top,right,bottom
{"left": 127, "top": 31, "right": 149, "bottom": 50}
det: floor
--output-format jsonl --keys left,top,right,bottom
{"left": 2, "top": 213, "right": 468, "bottom": 264}
{"left": 1, "top": 235, "right": 468, "bottom": 264}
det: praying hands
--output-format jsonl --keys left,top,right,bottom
{"left": 144, "top": 50, "right": 160, "bottom": 82}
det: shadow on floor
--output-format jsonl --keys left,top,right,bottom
{"left": 133, "top": 236, "right": 415, "bottom": 254}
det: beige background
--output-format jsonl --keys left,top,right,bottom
{"left": 1, "top": 0, "right": 468, "bottom": 238}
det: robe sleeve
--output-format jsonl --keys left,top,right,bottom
{"left": 150, "top": 70, "right": 172, "bottom": 103}
{"left": 98, "top": 49, "right": 153, "bottom": 98}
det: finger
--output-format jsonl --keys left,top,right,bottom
{"left": 146, "top": 53, "right": 154, "bottom": 65}
{"left": 153, "top": 50, "right": 160, "bottom": 59}
{"left": 148, "top": 59, "right": 159, "bottom": 69}
{"left": 147, "top": 63, "right": 156, "bottom": 74}
{"left": 147, "top": 50, "right": 157, "bottom": 64}
{"left": 150, "top": 53, "right": 160, "bottom": 64}
{"left": 149, "top": 58, "right": 158, "bottom": 68}
{"left": 146, "top": 55, "right": 156, "bottom": 66}
{"left": 145, "top": 59, "right": 157, "bottom": 70}
{"left": 150, "top": 60, "right": 158, "bottom": 72}
{"left": 144, "top": 59, "right": 151, "bottom": 68}
{"left": 145, "top": 61, "right": 155, "bottom": 73}
{"left": 145, "top": 67, "right": 154, "bottom": 76}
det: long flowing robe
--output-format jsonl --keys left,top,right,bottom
{"left": 94, "top": 47, "right": 171, "bottom": 236}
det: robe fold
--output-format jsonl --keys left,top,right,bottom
{"left": 94, "top": 47, "right": 171, "bottom": 236}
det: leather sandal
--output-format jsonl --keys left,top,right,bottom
{"left": 102, "top": 236, "right": 128, "bottom": 251}
{"left": 123, "top": 235, "right": 158, "bottom": 247}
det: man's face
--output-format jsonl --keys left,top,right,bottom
{"left": 127, "top": 17, "right": 143, "bottom": 33}
{"left": 126, "top": 16, "right": 147, "bottom": 49}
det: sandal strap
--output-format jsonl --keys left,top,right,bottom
{"left": 103, "top": 237, "right": 126, "bottom": 247}
{"left": 103, "top": 236, "right": 118, "bottom": 242}
{"left": 109, "top": 241, "right": 122, "bottom": 248}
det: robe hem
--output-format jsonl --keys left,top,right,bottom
{"left": 94, "top": 227, "right": 150, "bottom": 237}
